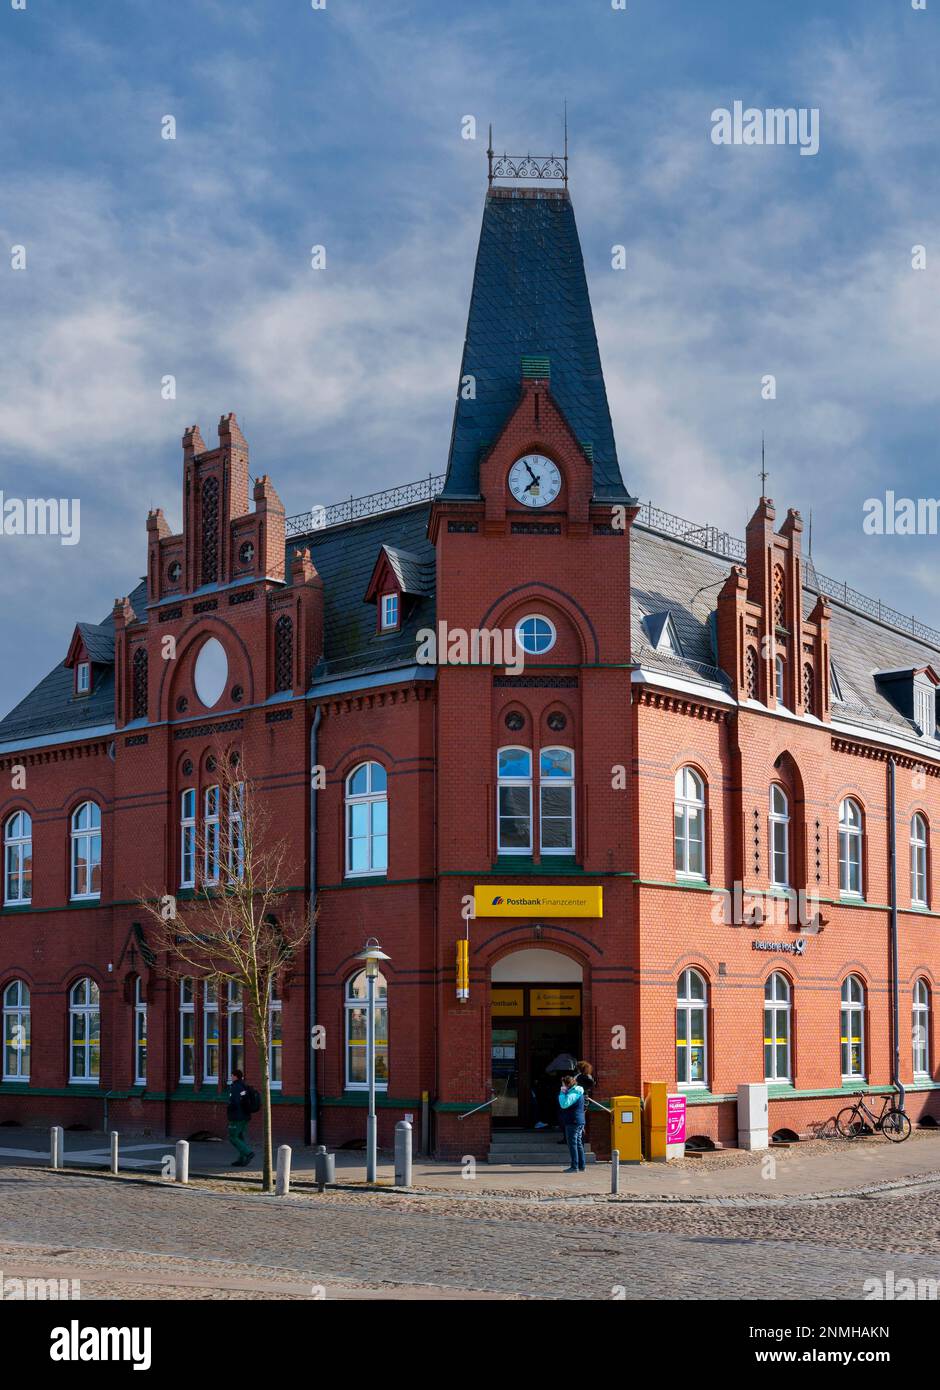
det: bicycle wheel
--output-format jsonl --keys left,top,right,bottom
{"left": 835, "top": 1106, "right": 864, "bottom": 1138}
{"left": 881, "top": 1107, "right": 912, "bottom": 1142}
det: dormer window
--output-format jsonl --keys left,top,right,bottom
{"left": 643, "top": 612, "right": 683, "bottom": 658}
{"left": 915, "top": 683, "right": 935, "bottom": 739}
{"left": 380, "top": 593, "right": 400, "bottom": 631}
{"left": 76, "top": 661, "right": 91, "bottom": 695}
{"left": 830, "top": 663, "right": 843, "bottom": 703}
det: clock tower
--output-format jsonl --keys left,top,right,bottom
{"left": 429, "top": 159, "right": 640, "bottom": 1155}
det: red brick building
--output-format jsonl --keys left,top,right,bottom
{"left": 1, "top": 167, "right": 938, "bottom": 1156}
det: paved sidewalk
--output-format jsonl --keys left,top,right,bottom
{"left": 1, "top": 1124, "right": 938, "bottom": 1199}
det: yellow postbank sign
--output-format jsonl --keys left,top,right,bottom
{"left": 473, "top": 885, "right": 603, "bottom": 918}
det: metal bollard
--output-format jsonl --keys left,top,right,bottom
{"left": 110, "top": 1131, "right": 119, "bottom": 1175}
{"left": 313, "top": 1144, "right": 335, "bottom": 1193}
{"left": 50, "top": 1126, "right": 63, "bottom": 1171}
{"left": 394, "top": 1119, "right": 413, "bottom": 1187}
{"left": 611, "top": 1148, "right": 620, "bottom": 1195}
{"left": 175, "top": 1139, "right": 189, "bottom": 1184}
{"left": 275, "top": 1144, "right": 292, "bottom": 1196}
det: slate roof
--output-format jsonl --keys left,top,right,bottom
{"left": 380, "top": 544, "right": 435, "bottom": 598}
{"left": 443, "top": 187, "right": 631, "bottom": 504}
{"left": 75, "top": 622, "right": 115, "bottom": 666}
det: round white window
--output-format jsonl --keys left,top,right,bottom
{"left": 193, "top": 637, "right": 228, "bottom": 709}
{"left": 515, "top": 614, "right": 556, "bottom": 656}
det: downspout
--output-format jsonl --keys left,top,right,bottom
{"left": 888, "top": 757, "right": 905, "bottom": 1111}
{"left": 308, "top": 704, "right": 322, "bottom": 1145}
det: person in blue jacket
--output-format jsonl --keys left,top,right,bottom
{"left": 558, "top": 1073, "right": 586, "bottom": 1172}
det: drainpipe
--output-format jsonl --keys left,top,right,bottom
{"left": 308, "top": 704, "right": 322, "bottom": 1145}
{"left": 888, "top": 757, "right": 905, "bottom": 1111}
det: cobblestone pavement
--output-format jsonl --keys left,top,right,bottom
{"left": 1, "top": 1166, "right": 939, "bottom": 1300}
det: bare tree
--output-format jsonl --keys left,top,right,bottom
{"left": 138, "top": 750, "right": 311, "bottom": 1192}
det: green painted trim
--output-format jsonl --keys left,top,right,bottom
{"left": 0, "top": 886, "right": 307, "bottom": 918}
{"left": 491, "top": 857, "right": 582, "bottom": 875}
{"left": 438, "top": 868, "right": 634, "bottom": 880}
{"left": 320, "top": 1094, "right": 422, "bottom": 1109}
{"left": 0, "top": 1084, "right": 102, "bottom": 1098}
{"left": 636, "top": 877, "right": 713, "bottom": 892}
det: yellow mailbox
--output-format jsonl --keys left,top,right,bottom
{"left": 643, "top": 1081, "right": 668, "bottom": 1162}
{"left": 610, "top": 1095, "right": 643, "bottom": 1164}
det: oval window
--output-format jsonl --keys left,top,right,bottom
{"left": 193, "top": 638, "right": 228, "bottom": 709}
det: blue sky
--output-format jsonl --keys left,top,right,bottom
{"left": 0, "top": 0, "right": 938, "bottom": 717}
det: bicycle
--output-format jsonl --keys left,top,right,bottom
{"left": 835, "top": 1091, "right": 911, "bottom": 1142}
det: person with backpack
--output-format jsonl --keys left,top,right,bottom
{"left": 558, "top": 1073, "right": 587, "bottom": 1173}
{"left": 227, "top": 1068, "right": 256, "bottom": 1167}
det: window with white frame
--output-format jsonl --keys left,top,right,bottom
{"left": 180, "top": 789, "right": 196, "bottom": 888}
{"left": 839, "top": 798, "right": 864, "bottom": 897}
{"left": 539, "top": 747, "right": 574, "bottom": 853}
{"left": 203, "top": 980, "right": 219, "bottom": 1084}
{"left": 380, "top": 593, "right": 399, "bottom": 630}
{"left": 674, "top": 767, "right": 706, "bottom": 878}
{"left": 227, "top": 980, "right": 243, "bottom": 1078}
{"left": 913, "top": 979, "right": 930, "bottom": 1078}
{"left": 228, "top": 782, "right": 244, "bottom": 881}
{"left": 70, "top": 802, "right": 101, "bottom": 900}
{"left": 345, "top": 762, "right": 388, "bottom": 875}
{"left": 179, "top": 978, "right": 195, "bottom": 1083}
{"left": 775, "top": 654, "right": 785, "bottom": 705}
{"left": 133, "top": 977, "right": 147, "bottom": 1086}
{"left": 763, "top": 972, "right": 791, "bottom": 1082}
{"left": 4, "top": 811, "right": 32, "bottom": 905}
{"left": 840, "top": 975, "right": 866, "bottom": 1079}
{"left": 204, "top": 785, "right": 220, "bottom": 884}
{"left": 676, "top": 968, "right": 707, "bottom": 1087}
{"left": 769, "top": 785, "right": 790, "bottom": 888}
{"left": 69, "top": 978, "right": 100, "bottom": 1083}
{"left": 76, "top": 661, "right": 91, "bottom": 694}
{"left": 345, "top": 970, "right": 388, "bottom": 1090}
{"left": 497, "top": 746, "right": 532, "bottom": 853}
{"left": 515, "top": 615, "right": 556, "bottom": 656}
{"left": 3, "top": 980, "right": 30, "bottom": 1082}
{"left": 914, "top": 684, "right": 935, "bottom": 738}
{"left": 269, "top": 984, "right": 282, "bottom": 1090}
{"left": 911, "top": 813, "right": 928, "bottom": 906}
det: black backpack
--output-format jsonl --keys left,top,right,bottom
{"left": 247, "top": 1087, "right": 261, "bottom": 1114}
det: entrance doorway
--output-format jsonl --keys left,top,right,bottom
{"left": 490, "top": 981, "right": 582, "bottom": 1128}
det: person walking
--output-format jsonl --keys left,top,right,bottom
{"left": 227, "top": 1068, "right": 255, "bottom": 1168}
{"left": 558, "top": 1073, "right": 586, "bottom": 1173}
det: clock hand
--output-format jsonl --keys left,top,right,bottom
{"left": 524, "top": 461, "right": 539, "bottom": 484}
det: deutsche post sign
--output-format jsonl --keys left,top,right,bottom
{"left": 473, "top": 885, "right": 603, "bottom": 918}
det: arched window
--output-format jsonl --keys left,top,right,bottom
{"left": 676, "top": 968, "right": 707, "bottom": 1087}
{"left": 345, "top": 970, "right": 388, "bottom": 1091}
{"left": 497, "top": 746, "right": 532, "bottom": 854}
{"left": 274, "top": 614, "right": 293, "bottom": 693}
{"left": 540, "top": 747, "right": 574, "bottom": 853}
{"left": 133, "top": 977, "right": 147, "bottom": 1086}
{"left": 674, "top": 767, "right": 706, "bottom": 878}
{"left": 763, "top": 973, "right": 791, "bottom": 1082}
{"left": 839, "top": 798, "right": 864, "bottom": 897}
{"left": 269, "top": 982, "right": 283, "bottom": 1090}
{"left": 913, "top": 979, "right": 930, "bottom": 1078}
{"left": 203, "top": 980, "right": 219, "bottom": 1084}
{"left": 69, "top": 978, "right": 100, "bottom": 1083}
{"left": 227, "top": 980, "right": 243, "bottom": 1078}
{"left": 179, "top": 978, "right": 195, "bottom": 1083}
{"left": 775, "top": 654, "right": 786, "bottom": 706}
{"left": 769, "top": 785, "right": 790, "bottom": 888}
{"left": 911, "top": 814, "right": 928, "bottom": 907}
{"left": 180, "top": 788, "right": 196, "bottom": 888}
{"left": 70, "top": 802, "right": 101, "bottom": 900}
{"left": 204, "top": 785, "right": 220, "bottom": 884}
{"left": 345, "top": 762, "right": 388, "bottom": 875}
{"left": 3, "top": 980, "right": 30, "bottom": 1082}
{"left": 840, "top": 975, "right": 866, "bottom": 1080}
{"left": 4, "top": 811, "right": 32, "bottom": 906}
{"left": 132, "top": 646, "right": 148, "bottom": 722}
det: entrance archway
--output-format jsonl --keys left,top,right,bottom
{"left": 490, "top": 947, "right": 584, "bottom": 1128}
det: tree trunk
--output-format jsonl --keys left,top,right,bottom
{"left": 252, "top": 1002, "right": 273, "bottom": 1192}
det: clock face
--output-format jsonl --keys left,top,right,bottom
{"left": 508, "top": 454, "right": 562, "bottom": 509}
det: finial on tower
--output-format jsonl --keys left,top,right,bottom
{"left": 759, "top": 433, "right": 769, "bottom": 497}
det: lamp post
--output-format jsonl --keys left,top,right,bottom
{"left": 356, "top": 937, "right": 390, "bottom": 1183}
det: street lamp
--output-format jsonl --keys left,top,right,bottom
{"left": 356, "top": 937, "right": 390, "bottom": 1183}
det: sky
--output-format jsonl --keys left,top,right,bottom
{"left": 0, "top": 0, "right": 938, "bottom": 718}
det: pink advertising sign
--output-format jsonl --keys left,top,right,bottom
{"left": 666, "top": 1094, "right": 687, "bottom": 1145}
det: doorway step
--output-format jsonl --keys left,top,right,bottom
{"left": 487, "top": 1128, "right": 597, "bottom": 1165}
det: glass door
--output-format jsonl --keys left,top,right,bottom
{"left": 491, "top": 1027, "right": 519, "bottom": 1120}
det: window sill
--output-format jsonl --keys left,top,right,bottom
{"left": 343, "top": 873, "right": 388, "bottom": 885}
